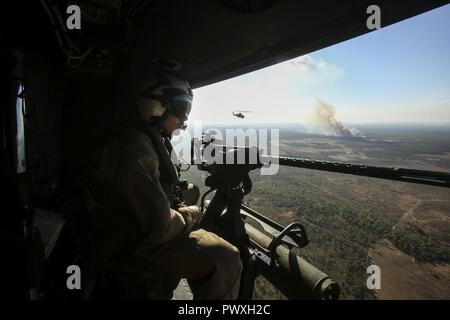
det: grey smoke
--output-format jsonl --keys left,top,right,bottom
{"left": 312, "top": 99, "right": 364, "bottom": 137}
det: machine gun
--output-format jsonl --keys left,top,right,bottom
{"left": 189, "top": 135, "right": 450, "bottom": 300}
{"left": 190, "top": 137, "right": 340, "bottom": 299}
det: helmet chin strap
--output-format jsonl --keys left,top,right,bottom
{"left": 159, "top": 124, "right": 171, "bottom": 137}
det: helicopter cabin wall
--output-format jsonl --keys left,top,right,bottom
{"left": 17, "top": 43, "right": 115, "bottom": 201}
{"left": 58, "top": 69, "right": 114, "bottom": 187}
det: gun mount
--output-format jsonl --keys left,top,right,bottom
{"left": 193, "top": 138, "right": 341, "bottom": 299}
{"left": 191, "top": 136, "right": 450, "bottom": 300}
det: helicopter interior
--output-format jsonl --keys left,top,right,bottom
{"left": 2, "top": 0, "right": 449, "bottom": 300}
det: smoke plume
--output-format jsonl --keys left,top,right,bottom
{"left": 312, "top": 99, "right": 364, "bottom": 137}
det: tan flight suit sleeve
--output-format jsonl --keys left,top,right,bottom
{"left": 117, "top": 150, "right": 188, "bottom": 244}
{"left": 94, "top": 128, "right": 191, "bottom": 246}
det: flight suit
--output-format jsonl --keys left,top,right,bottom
{"left": 90, "top": 123, "right": 242, "bottom": 299}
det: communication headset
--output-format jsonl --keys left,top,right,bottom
{"left": 135, "top": 71, "right": 193, "bottom": 126}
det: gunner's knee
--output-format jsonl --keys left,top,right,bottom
{"left": 217, "top": 243, "right": 242, "bottom": 277}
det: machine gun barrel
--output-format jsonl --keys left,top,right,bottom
{"left": 260, "top": 155, "right": 450, "bottom": 188}
{"left": 192, "top": 140, "right": 450, "bottom": 188}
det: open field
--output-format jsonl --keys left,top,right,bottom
{"left": 368, "top": 239, "right": 450, "bottom": 299}
{"left": 180, "top": 124, "right": 450, "bottom": 299}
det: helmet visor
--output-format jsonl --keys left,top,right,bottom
{"left": 171, "top": 94, "right": 192, "bottom": 119}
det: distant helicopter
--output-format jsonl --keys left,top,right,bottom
{"left": 232, "top": 110, "right": 253, "bottom": 119}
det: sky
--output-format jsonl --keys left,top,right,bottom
{"left": 187, "top": 4, "right": 450, "bottom": 125}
